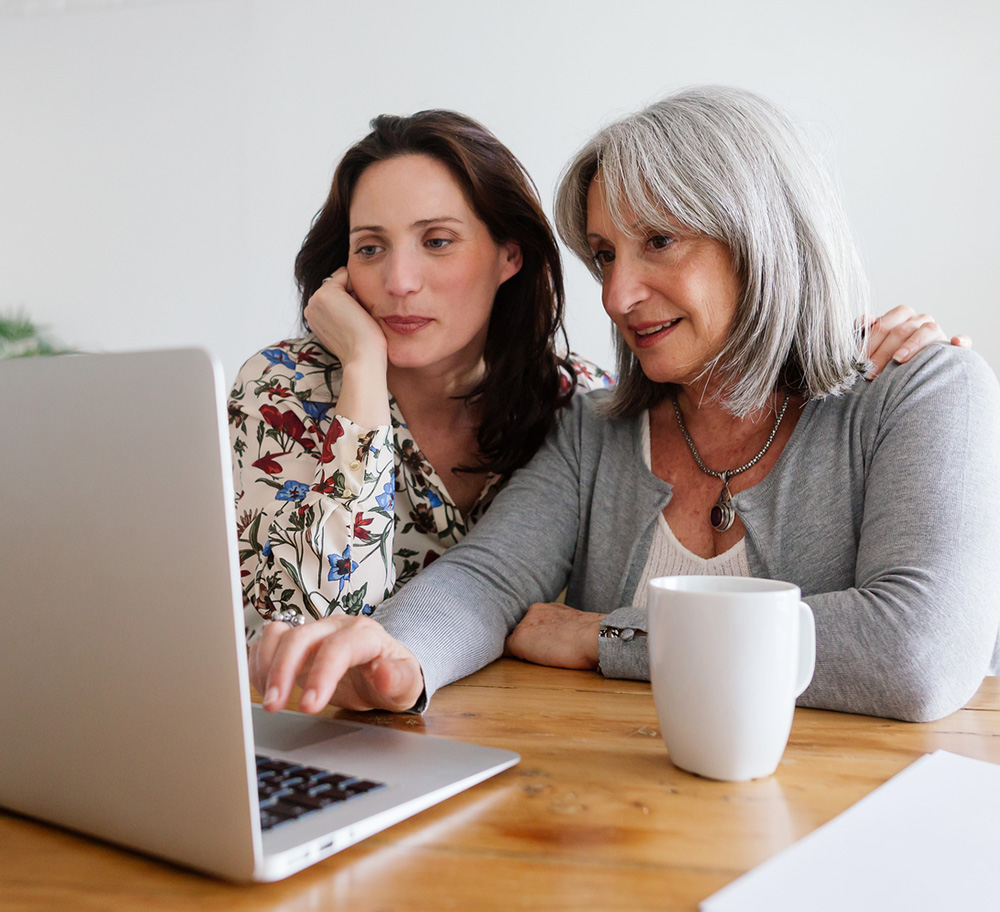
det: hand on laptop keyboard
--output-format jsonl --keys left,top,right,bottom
{"left": 250, "top": 615, "right": 424, "bottom": 715}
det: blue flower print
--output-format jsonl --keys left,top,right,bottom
{"left": 328, "top": 546, "right": 358, "bottom": 592}
{"left": 302, "top": 400, "right": 333, "bottom": 423}
{"left": 376, "top": 477, "right": 395, "bottom": 511}
{"left": 276, "top": 480, "right": 310, "bottom": 502}
{"left": 262, "top": 348, "right": 296, "bottom": 371}
{"left": 426, "top": 489, "right": 443, "bottom": 508}
{"left": 361, "top": 603, "right": 375, "bottom": 616}
{"left": 262, "top": 541, "right": 272, "bottom": 557}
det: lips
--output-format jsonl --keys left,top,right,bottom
{"left": 382, "top": 316, "right": 432, "bottom": 336}
{"left": 630, "top": 318, "right": 680, "bottom": 349}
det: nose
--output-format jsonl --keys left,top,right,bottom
{"left": 383, "top": 248, "right": 422, "bottom": 298}
{"left": 601, "top": 252, "right": 647, "bottom": 318}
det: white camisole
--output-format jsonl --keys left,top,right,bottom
{"left": 632, "top": 412, "right": 752, "bottom": 612}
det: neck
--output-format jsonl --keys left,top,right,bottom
{"left": 387, "top": 357, "right": 486, "bottom": 428}
{"left": 667, "top": 382, "right": 792, "bottom": 462}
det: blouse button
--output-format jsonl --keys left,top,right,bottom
{"left": 350, "top": 460, "right": 361, "bottom": 470}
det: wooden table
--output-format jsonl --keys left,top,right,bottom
{"left": 3, "top": 663, "right": 998, "bottom": 911}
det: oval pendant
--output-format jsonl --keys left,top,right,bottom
{"left": 711, "top": 482, "right": 735, "bottom": 532}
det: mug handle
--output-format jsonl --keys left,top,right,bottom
{"left": 795, "top": 601, "right": 816, "bottom": 696}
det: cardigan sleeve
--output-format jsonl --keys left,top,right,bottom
{"left": 795, "top": 348, "right": 1000, "bottom": 721}
{"left": 375, "top": 395, "right": 591, "bottom": 702}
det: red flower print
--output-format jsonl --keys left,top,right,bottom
{"left": 319, "top": 419, "right": 345, "bottom": 464}
{"left": 265, "top": 383, "right": 293, "bottom": 400}
{"left": 312, "top": 472, "right": 337, "bottom": 495}
{"left": 259, "top": 403, "right": 283, "bottom": 429}
{"left": 259, "top": 404, "right": 316, "bottom": 451}
{"left": 423, "top": 550, "right": 440, "bottom": 568}
{"left": 252, "top": 454, "right": 284, "bottom": 475}
{"left": 353, "top": 511, "right": 373, "bottom": 543}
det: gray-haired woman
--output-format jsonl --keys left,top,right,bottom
{"left": 250, "top": 87, "right": 999, "bottom": 724}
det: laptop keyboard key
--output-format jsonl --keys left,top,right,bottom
{"left": 255, "top": 754, "right": 385, "bottom": 831}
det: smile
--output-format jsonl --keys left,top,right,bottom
{"left": 382, "top": 317, "right": 432, "bottom": 336}
{"left": 631, "top": 319, "right": 680, "bottom": 348}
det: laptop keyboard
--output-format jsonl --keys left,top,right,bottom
{"left": 256, "top": 755, "right": 385, "bottom": 831}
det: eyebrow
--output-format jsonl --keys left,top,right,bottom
{"left": 349, "top": 216, "right": 464, "bottom": 236}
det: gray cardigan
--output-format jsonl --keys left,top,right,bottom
{"left": 377, "top": 345, "right": 1000, "bottom": 722}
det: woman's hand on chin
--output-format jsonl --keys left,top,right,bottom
{"left": 305, "top": 267, "right": 387, "bottom": 369}
{"left": 503, "top": 603, "right": 605, "bottom": 670}
{"left": 864, "top": 305, "right": 972, "bottom": 378}
{"left": 250, "top": 615, "right": 424, "bottom": 714}
{"left": 306, "top": 267, "right": 391, "bottom": 428}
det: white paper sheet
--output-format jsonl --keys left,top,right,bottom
{"left": 700, "top": 750, "right": 1000, "bottom": 912}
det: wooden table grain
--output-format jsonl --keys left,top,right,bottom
{"left": 3, "top": 665, "right": 998, "bottom": 911}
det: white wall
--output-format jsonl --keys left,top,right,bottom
{"left": 2, "top": 0, "right": 998, "bottom": 383}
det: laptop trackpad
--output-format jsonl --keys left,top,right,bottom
{"left": 252, "top": 706, "right": 362, "bottom": 752}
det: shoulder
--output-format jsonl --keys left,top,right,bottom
{"left": 231, "top": 334, "right": 343, "bottom": 401}
{"left": 878, "top": 344, "right": 998, "bottom": 399}
{"left": 808, "top": 344, "right": 1000, "bottom": 440}
{"left": 234, "top": 334, "right": 339, "bottom": 382}
{"left": 550, "top": 386, "right": 641, "bottom": 456}
{"left": 850, "top": 344, "right": 997, "bottom": 414}
{"left": 562, "top": 352, "right": 616, "bottom": 394}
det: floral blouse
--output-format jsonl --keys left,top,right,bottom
{"left": 228, "top": 334, "right": 613, "bottom": 640}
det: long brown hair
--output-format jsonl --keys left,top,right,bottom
{"left": 295, "top": 110, "right": 575, "bottom": 478}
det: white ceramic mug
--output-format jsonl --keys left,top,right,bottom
{"left": 647, "top": 576, "right": 815, "bottom": 782}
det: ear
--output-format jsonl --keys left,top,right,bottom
{"left": 498, "top": 241, "right": 523, "bottom": 284}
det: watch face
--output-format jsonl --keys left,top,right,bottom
{"left": 598, "top": 625, "right": 646, "bottom": 640}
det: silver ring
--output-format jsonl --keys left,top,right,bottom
{"left": 321, "top": 275, "right": 336, "bottom": 284}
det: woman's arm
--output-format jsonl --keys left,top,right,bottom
{"left": 798, "top": 348, "right": 1000, "bottom": 721}
{"left": 229, "top": 339, "right": 396, "bottom": 638}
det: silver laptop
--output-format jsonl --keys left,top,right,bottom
{"left": 0, "top": 348, "right": 518, "bottom": 882}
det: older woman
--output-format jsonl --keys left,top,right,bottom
{"left": 250, "top": 87, "right": 999, "bottom": 723}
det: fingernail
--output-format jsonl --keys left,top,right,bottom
{"left": 263, "top": 686, "right": 279, "bottom": 706}
{"left": 893, "top": 348, "right": 910, "bottom": 363}
{"left": 301, "top": 688, "right": 317, "bottom": 707}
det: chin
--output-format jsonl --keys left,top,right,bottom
{"left": 387, "top": 353, "right": 432, "bottom": 370}
{"left": 634, "top": 346, "right": 707, "bottom": 386}
{"left": 632, "top": 353, "right": 677, "bottom": 385}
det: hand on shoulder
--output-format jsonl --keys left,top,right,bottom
{"left": 863, "top": 305, "right": 972, "bottom": 379}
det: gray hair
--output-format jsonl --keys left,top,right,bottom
{"left": 554, "top": 85, "right": 871, "bottom": 418}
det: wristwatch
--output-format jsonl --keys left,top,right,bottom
{"left": 597, "top": 624, "right": 647, "bottom": 642}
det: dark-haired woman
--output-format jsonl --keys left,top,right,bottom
{"left": 229, "top": 111, "right": 611, "bottom": 639}
{"left": 231, "top": 108, "right": 963, "bottom": 650}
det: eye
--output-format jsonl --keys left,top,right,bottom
{"left": 648, "top": 234, "right": 673, "bottom": 251}
{"left": 591, "top": 249, "right": 615, "bottom": 273}
{"left": 353, "top": 244, "right": 382, "bottom": 258}
{"left": 425, "top": 236, "right": 452, "bottom": 250}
